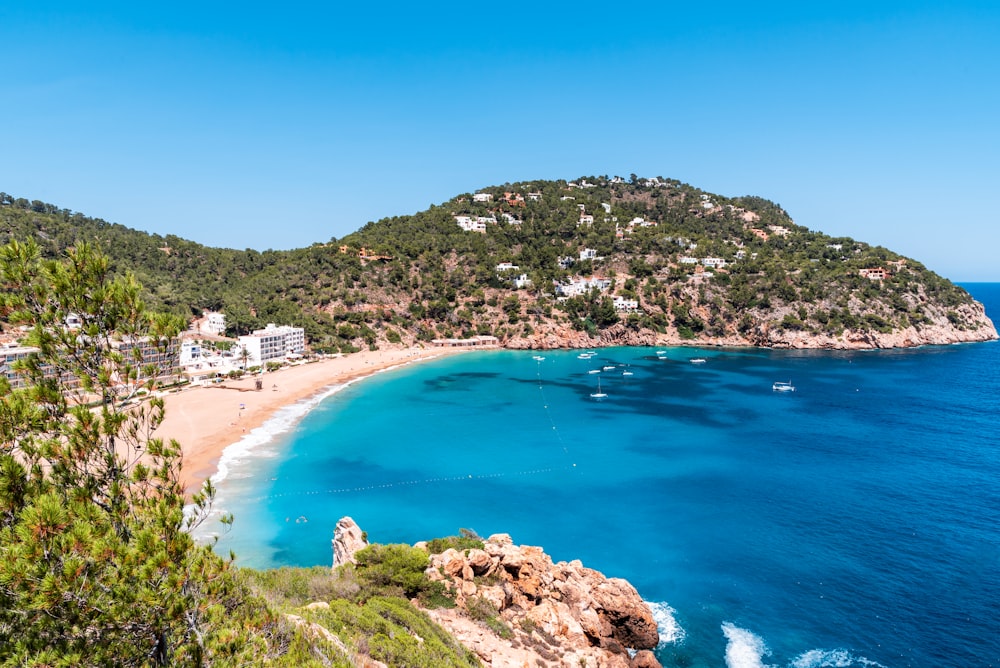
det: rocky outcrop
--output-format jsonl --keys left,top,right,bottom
{"left": 331, "top": 516, "right": 368, "bottom": 569}
{"left": 421, "top": 533, "right": 662, "bottom": 668}
{"left": 504, "top": 297, "right": 997, "bottom": 351}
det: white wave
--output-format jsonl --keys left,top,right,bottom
{"left": 790, "top": 649, "right": 887, "bottom": 668}
{"left": 646, "top": 601, "right": 686, "bottom": 646}
{"left": 722, "top": 623, "right": 775, "bottom": 668}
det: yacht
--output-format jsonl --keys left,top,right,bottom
{"left": 772, "top": 381, "right": 795, "bottom": 392}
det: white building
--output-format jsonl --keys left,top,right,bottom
{"left": 701, "top": 257, "right": 728, "bottom": 269}
{"left": 613, "top": 296, "right": 639, "bottom": 313}
{"left": 200, "top": 311, "right": 226, "bottom": 336}
{"left": 679, "top": 256, "right": 699, "bottom": 265}
{"left": 473, "top": 193, "right": 493, "bottom": 202}
{"left": 238, "top": 323, "right": 306, "bottom": 366}
{"left": 496, "top": 262, "right": 520, "bottom": 272}
{"left": 513, "top": 274, "right": 532, "bottom": 289}
{"left": 179, "top": 340, "right": 203, "bottom": 366}
{"left": 579, "top": 248, "right": 599, "bottom": 261}
{"left": 579, "top": 214, "right": 594, "bottom": 226}
{"left": 455, "top": 215, "right": 487, "bottom": 233}
{"left": 0, "top": 344, "right": 36, "bottom": 389}
{"left": 556, "top": 276, "right": 612, "bottom": 297}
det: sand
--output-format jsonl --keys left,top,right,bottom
{"left": 156, "top": 347, "right": 466, "bottom": 496}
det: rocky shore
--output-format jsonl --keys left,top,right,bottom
{"left": 333, "top": 518, "right": 663, "bottom": 668}
{"left": 505, "top": 298, "right": 997, "bottom": 351}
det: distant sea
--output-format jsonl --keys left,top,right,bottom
{"left": 202, "top": 284, "right": 1000, "bottom": 668}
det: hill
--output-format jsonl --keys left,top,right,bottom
{"left": 2, "top": 177, "right": 995, "bottom": 351}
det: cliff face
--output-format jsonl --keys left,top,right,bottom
{"left": 503, "top": 291, "right": 997, "bottom": 351}
{"left": 420, "top": 533, "right": 661, "bottom": 668}
{"left": 331, "top": 519, "right": 663, "bottom": 668}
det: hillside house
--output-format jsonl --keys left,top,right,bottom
{"left": 859, "top": 267, "right": 888, "bottom": 280}
{"left": 473, "top": 193, "right": 493, "bottom": 203}
{"left": 513, "top": 274, "right": 532, "bottom": 289}
{"left": 613, "top": 296, "right": 639, "bottom": 313}
{"left": 556, "top": 276, "right": 612, "bottom": 297}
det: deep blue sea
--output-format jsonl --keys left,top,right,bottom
{"left": 202, "top": 284, "right": 1000, "bottom": 668}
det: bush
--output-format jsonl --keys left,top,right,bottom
{"left": 426, "top": 529, "right": 485, "bottom": 555}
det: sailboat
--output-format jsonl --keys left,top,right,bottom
{"left": 590, "top": 376, "right": 607, "bottom": 399}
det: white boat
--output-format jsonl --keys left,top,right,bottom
{"left": 622, "top": 370, "right": 634, "bottom": 377}
{"left": 603, "top": 365, "right": 617, "bottom": 371}
{"left": 577, "top": 353, "right": 595, "bottom": 359}
{"left": 690, "top": 358, "right": 707, "bottom": 364}
{"left": 588, "top": 369, "right": 601, "bottom": 374}
{"left": 772, "top": 381, "right": 795, "bottom": 392}
{"left": 532, "top": 355, "right": 545, "bottom": 361}
{"left": 590, "top": 377, "right": 607, "bottom": 399}
{"left": 656, "top": 350, "right": 666, "bottom": 355}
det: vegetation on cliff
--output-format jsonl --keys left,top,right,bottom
{"left": 1, "top": 178, "right": 992, "bottom": 353}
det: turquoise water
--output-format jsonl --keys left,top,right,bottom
{"left": 204, "top": 285, "right": 1000, "bottom": 667}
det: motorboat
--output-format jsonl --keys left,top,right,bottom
{"left": 772, "top": 381, "right": 795, "bottom": 392}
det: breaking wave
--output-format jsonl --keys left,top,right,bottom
{"left": 646, "top": 601, "right": 685, "bottom": 646}
{"left": 722, "top": 623, "right": 775, "bottom": 668}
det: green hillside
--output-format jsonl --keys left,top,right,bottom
{"left": 0, "top": 177, "right": 989, "bottom": 351}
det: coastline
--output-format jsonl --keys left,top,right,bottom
{"left": 158, "top": 347, "right": 467, "bottom": 496}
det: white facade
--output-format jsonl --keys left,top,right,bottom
{"left": 613, "top": 296, "right": 639, "bottom": 313}
{"left": 556, "top": 276, "right": 612, "bottom": 297}
{"left": 455, "top": 215, "right": 487, "bottom": 233}
{"left": 200, "top": 311, "right": 227, "bottom": 335}
{"left": 179, "top": 340, "right": 203, "bottom": 366}
{"left": 239, "top": 323, "right": 306, "bottom": 365}
{"left": 473, "top": 193, "right": 493, "bottom": 202}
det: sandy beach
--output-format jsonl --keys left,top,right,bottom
{"left": 156, "top": 347, "right": 466, "bottom": 496}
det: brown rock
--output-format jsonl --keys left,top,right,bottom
{"left": 630, "top": 649, "right": 663, "bottom": 668}
{"left": 331, "top": 516, "right": 367, "bottom": 569}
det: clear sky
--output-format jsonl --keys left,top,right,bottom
{"left": 3, "top": 2, "right": 998, "bottom": 280}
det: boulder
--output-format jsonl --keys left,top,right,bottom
{"left": 331, "top": 516, "right": 368, "bottom": 569}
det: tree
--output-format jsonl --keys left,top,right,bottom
{"left": 0, "top": 240, "right": 251, "bottom": 665}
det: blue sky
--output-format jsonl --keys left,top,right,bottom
{"left": 3, "top": 2, "right": 998, "bottom": 280}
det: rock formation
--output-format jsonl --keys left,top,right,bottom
{"left": 421, "top": 532, "right": 662, "bottom": 668}
{"left": 331, "top": 516, "right": 368, "bottom": 569}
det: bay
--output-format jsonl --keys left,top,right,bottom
{"left": 205, "top": 284, "right": 1000, "bottom": 667}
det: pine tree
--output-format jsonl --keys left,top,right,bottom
{"left": 0, "top": 240, "right": 232, "bottom": 666}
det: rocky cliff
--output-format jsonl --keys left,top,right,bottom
{"left": 504, "top": 287, "right": 997, "bottom": 351}
{"left": 332, "top": 518, "right": 663, "bottom": 668}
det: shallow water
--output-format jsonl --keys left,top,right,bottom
{"left": 202, "top": 284, "right": 1000, "bottom": 667}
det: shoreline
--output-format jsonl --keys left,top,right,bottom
{"left": 158, "top": 347, "right": 469, "bottom": 497}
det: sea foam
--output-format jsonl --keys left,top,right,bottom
{"left": 722, "top": 623, "right": 775, "bottom": 668}
{"left": 647, "top": 601, "right": 686, "bottom": 646}
{"left": 790, "top": 649, "right": 887, "bottom": 668}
